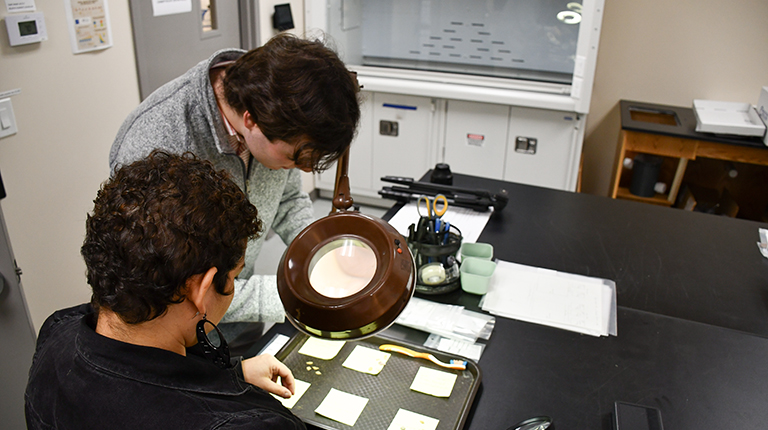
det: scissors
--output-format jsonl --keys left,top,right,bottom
{"left": 417, "top": 194, "right": 450, "bottom": 242}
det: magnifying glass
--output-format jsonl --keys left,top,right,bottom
{"left": 277, "top": 149, "right": 416, "bottom": 339}
{"left": 508, "top": 416, "right": 552, "bottom": 430}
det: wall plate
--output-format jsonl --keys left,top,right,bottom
{"left": 0, "top": 99, "right": 18, "bottom": 139}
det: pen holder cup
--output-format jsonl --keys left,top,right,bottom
{"left": 460, "top": 242, "right": 494, "bottom": 261}
{"left": 460, "top": 257, "right": 496, "bottom": 295}
{"left": 407, "top": 222, "right": 463, "bottom": 295}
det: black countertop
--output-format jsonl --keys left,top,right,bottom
{"left": 250, "top": 172, "right": 768, "bottom": 430}
{"left": 433, "top": 172, "right": 768, "bottom": 338}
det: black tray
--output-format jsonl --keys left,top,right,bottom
{"left": 275, "top": 333, "right": 482, "bottom": 430}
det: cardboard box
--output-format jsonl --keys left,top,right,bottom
{"left": 693, "top": 99, "right": 766, "bottom": 137}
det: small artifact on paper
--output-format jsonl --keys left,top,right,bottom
{"left": 271, "top": 379, "right": 310, "bottom": 409}
{"left": 315, "top": 388, "right": 369, "bottom": 426}
{"left": 387, "top": 408, "right": 440, "bottom": 430}
{"left": 297, "top": 337, "right": 346, "bottom": 360}
{"left": 342, "top": 345, "right": 391, "bottom": 375}
{"left": 410, "top": 366, "right": 457, "bottom": 398}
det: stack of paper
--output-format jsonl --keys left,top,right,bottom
{"left": 395, "top": 297, "right": 495, "bottom": 343}
{"left": 481, "top": 260, "right": 617, "bottom": 337}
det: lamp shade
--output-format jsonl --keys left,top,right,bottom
{"left": 277, "top": 210, "right": 415, "bottom": 339}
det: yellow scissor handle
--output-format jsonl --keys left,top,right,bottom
{"left": 417, "top": 195, "right": 433, "bottom": 218}
{"left": 417, "top": 194, "right": 448, "bottom": 218}
{"left": 431, "top": 194, "right": 448, "bottom": 218}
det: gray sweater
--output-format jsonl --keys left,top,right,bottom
{"left": 110, "top": 49, "right": 315, "bottom": 324}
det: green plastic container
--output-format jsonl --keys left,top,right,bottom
{"left": 460, "top": 242, "right": 494, "bottom": 261}
{"left": 460, "top": 257, "right": 496, "bottom": 295}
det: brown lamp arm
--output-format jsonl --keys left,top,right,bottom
{"left": 331, "top": 148, "right": 354, "bottom": 213}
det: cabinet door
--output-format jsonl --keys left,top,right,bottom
{"left": 371, "top": 93, "right": 436, "bottom": 192}
{"left": 443, "top": 100, "right": 510, "bottom": 180}
{"left": 316, "top": 90, "right": 375, "bottom": 194}
{"left": 504, "top": 107, "right": 580, "bottom": 190}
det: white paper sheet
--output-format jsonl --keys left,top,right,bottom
{"left": 387, "top": 202, "right": 492, "bottom": 244}
{"left": 482, "top": 260, "right": 617, "bottom": 337}
{"left": 152, "top": 0, "right": 191, "bottom": 16}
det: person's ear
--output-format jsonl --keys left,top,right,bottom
{"left": 187, "top": 267, "right": 218, "bottom": 314}
{"left": 242, "top": 111, "right": 259, "bottom": 132}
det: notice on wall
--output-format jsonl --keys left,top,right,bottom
{"left": 5, "top": 0, "right": 36, "bottom": 13}
{"left": 64, "top": 0, "right": 113, "bottom": 54}
{"left": 152, "top": 0, "right": 191, "bottom": 17}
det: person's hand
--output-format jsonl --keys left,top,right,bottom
{"left": 241, "top": 354, "right": 296, "bottom": 399}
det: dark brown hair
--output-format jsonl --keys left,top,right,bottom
{"left": 223, "top": 33, "right": 361, "bottom": 172}
{"left": 81, "top": 151, "right": 262, "bottom": 324}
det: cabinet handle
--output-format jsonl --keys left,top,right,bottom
{"left": 382, "top": 103, "right": 417, "bottom": 111}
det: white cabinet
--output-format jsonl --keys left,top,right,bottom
{"left": 315, "top": 92, "right": 439, "bottom": 202}
{"left": 443, "top": 100, "right": 509, "bottom": 180}
{"left": 370, "top": 93, "right": 438, "bottom": 194}
{"left": 316, "top": 94, "right": 585, "bottom": 202}
{"left": 504, "top": 106, "right": 584, "bottom": 190}
{"left": 442, "top": 101, "right": 583, "bottom": 191}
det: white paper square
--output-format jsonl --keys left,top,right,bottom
{"left": 387, "top": 408, "right": 440, "bottom": 430}
{"left": 342, "top": 345, "right": 391, "bottom": 375}
{"left": 315, "top": 388, "right": 369, "bottom": 426}
{"left": 410, "top": 367, "right": 457, "bottom": 398}
{"left": 298, "top": 337, "right": 346, "bottom": 360}
{"left": 271, "top": 379, "right": 310, "bottom": 409}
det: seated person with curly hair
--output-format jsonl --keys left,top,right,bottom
{"left": 25, "top": 151, "right": 305, "bottom": 429}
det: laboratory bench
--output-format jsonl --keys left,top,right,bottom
{"left": 610, "top": 100, "right": 768, "bottom": 221}
{"left": 247, "top": 172, "right": 768, "bottom": 430}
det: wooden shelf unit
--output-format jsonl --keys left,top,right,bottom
{"left": 610, "top": 101, "right": 768, "bottom": 214}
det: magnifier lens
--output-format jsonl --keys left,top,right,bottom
{"left": 308, "top": 238, "right": 377, "bottom": 298}
{"left": 509, "top": 417, "right": 551, "bottom": 430}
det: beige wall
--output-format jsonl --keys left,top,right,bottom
{"left": 2, "top": 1, "right": 767, "bottom": 332}
{"left": 0, "top": 1, "right": 140, "bottom": 330}
{"left": 581, "top": 0, "right": 768, "bottom": 196}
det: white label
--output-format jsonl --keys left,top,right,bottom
{"left": 5, "top": 0, "right": 36, "bottom": 13}
{"left": 466, "top": 133, "right": 485, "bottom": 147}
{"left": 574, "top": 55, "right": 586, "bottom": 77}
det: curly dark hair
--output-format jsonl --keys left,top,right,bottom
{"left": 81, "top": 151, "right": 263, "bottom": 324}
{"left": 223, "top": 33, "right": 361, "bottom": 172}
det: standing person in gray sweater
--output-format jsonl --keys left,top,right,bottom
{"left": 109, "top": 34, "right": 361, "bottom": 337}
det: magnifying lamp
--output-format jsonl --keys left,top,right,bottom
{"left": 277, "top": 149, "right": 416, "bottom": 339}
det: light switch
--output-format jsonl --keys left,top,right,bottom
{"left": 0, "top": 98, "right": 18, "bottom": 138}
{"left": 1, "top": 109, "right": 11, "bottom": 129}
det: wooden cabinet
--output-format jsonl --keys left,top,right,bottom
{"left": 611, "top": 100, "right": 768, "bottom": 218}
